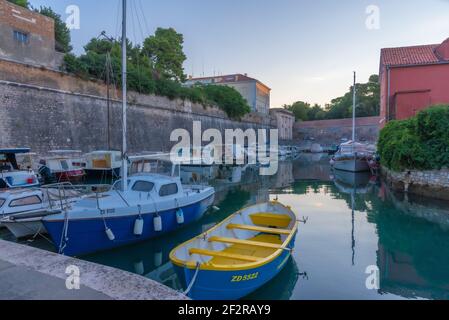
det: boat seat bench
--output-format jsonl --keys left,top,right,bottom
{"left": 208, "top": 236, "right": 284, "bottom": 249}
{"left": 227, "top": 224, "right": 291, "bottom": 235}
{"left": 250, "top": 213, "right": 292, "bottom": 228}
{"left": 189, "top": 248, "right": 261, "bottom": 262}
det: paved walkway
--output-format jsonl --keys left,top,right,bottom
{"left": 0, "top": 240, "right": 188, "bottom": 300}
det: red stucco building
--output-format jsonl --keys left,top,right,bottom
{"left": 380, "top": 38, "right": 449, "bottom": 125}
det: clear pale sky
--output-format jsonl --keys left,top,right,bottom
{"left": 29, "top": 0, "right": 449, "bottom": 107}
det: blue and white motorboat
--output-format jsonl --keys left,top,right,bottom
{"left": 42, "top": 173, "right": 215, "bottom": 256}
{"left": 0, "top": 148, "right": 40, "bottom": 189}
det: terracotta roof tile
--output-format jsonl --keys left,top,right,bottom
{"left": 381, "top": 44, "right": 443, "bottom": 67}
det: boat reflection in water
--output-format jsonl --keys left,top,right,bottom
{"left": 244, "top": 257, "right": 301, "bottom": 300}
{"left": 332, "top": 170, "right": 376, "bottom": 195}
{"left": 332, "top": 170, "right": 377, "bottom": 265}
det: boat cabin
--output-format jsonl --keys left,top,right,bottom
{"left": 0, "top": 189, "right": 44, "bottom": 217}
{"left": 39, "top": 150, "right": 85, "bottom": 183}
{"left": 113, "top": 174, "right": 183, "bottom": 198}
{"left": 84, "top": 151, "right": 122, "bottom": 171}
{"left": 0, "top": 148, "right": 40, "bottom": 189}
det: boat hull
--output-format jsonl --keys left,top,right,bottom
{"left": 333, "top": 157, "right": 370, "bottom": 173}
{"left": 2, "top": 219, "right": 46, "bottom": 238}
{"left": 43, "top": 194, "right": 214, "bottom": 257}
{"left": 54, "top": 170, "right": 85, "bottom": 183}
{"left": 85, "top": 167, "right": 121, "bottom": 179}
{"left": 174, "top": 234, "right": 296, "bottom": 300}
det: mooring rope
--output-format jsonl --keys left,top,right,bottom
{"left": 183, "top": 263, "right": 201, "bottom": 296}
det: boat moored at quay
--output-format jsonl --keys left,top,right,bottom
{"left": 0, "top": 148, "right": 40, "bottom": 189}
{"left": 170, "top": 201, "right": 298, "bottom": 300}
{"left": 42, "top": 173, "right": 215, "bottom": 256}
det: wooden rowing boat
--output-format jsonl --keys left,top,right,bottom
{"left": 170, "top": 201, "right": 299, "bottom": 300}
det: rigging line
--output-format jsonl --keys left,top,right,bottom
{"left": 133, "top": 0, "right": 147, "bottom": 44}
{"left": 138, "top": 0, "right": 150, "bottom": 36}
{"left": 130, "top": 0, "right": 144, "bottom": 93}
{"left": 114, "top": 0, "right": 122, "bottom": 41}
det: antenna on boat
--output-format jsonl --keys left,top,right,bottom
{"left": 121, "top": 0, "right": 128, "bottom": 192}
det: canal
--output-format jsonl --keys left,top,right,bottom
{"left": 2, "top": 154, "right": 449, "bottom": 300}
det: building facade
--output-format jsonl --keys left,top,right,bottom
{"left": 185, "top": 74, "right": 271, "bottom": 115}
{"left": 0, "top": 0, "right": 59, "bottom": 68}
{"left": 270, "top": 108, "right": 295, "bottom": 141}
{"left": 380, "top": 38, "right": 449, "bottom": 125}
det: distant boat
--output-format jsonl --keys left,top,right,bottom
{"left": 331, "top": 141, "right": 373, "bottom": 172}
{"left": 170, "top": 201, "right": 298, "bottom": 300}
{"left": 0, "top": 148, "right": 40, "bottom": 189}
{"left": 84, "top": 150, "right": 122, "bottom": 178}
{"left": 38, "top": 150, "right": 86, "bottom": 183}
{"left": 310, "top": 143, "right": 324, "bottom": 154}
{"left": 331, "top": 72, "right": 373, "bottom": 173}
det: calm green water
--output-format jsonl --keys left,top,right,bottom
{"left": 3, "top": 154, "right": 449, "bottom": 300}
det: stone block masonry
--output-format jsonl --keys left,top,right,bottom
{"left": 0, "top": 59, "right": 272, "bottom": 154}
{"left": 294, "top": 116, "right": 381, "bottom": 145}
{"left": 382, "top": 166, "right": 449, "bottom": 201}
{"left": 0, "top": 80, "right": 272, "bottom": 154}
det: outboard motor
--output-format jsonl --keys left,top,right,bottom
{"left": 38, "top": 160, "right": 56, "bottom": 185}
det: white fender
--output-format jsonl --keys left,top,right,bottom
{"left": 134, "top": 218, "right": 144, "bottom": 236}
{"left": 176, "top": 208, "right": 185, "bottom": 224}
{"left": 154, "top": 214, "right": 162, "bottom": 232}
{"left": 105, "top": 228, "right": 115, "bottom": 241}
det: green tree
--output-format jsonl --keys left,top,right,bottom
{"left": 62, "top": 31, "right": 251, "bottom": 119}
{"left": 308, "top": 103, "right": 326, "bottom": 120}
{"left": 143, "top": 28, "right": 187, "bottom": 82}
{"left": 39, "top": 6, "right": 72, "bottom": 53}
{"left": 285, "top": 101, "right": 311, "bottom": 121}
{"left": 325, "top": 74, "right": 380, "bottom": 119}
{"left": 284, "top": 75, "right": 380, "bottom": 121}
{"left": 7, "top": 0, "right": 29, "bottom": 8}
{"left": 201, "top": 85, "right": 251, "bottom": 119}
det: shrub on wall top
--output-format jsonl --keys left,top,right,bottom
{"left": 378, "top": 105, "right": 449, "bottom": 171}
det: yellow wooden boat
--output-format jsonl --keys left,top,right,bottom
{"left": 170, "top": 201, "right": 298, "bottom": 300}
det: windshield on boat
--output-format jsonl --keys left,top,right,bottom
{"left": 0, "top": 198, "right": 5, "bottom": 208}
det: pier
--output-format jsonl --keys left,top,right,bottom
{"left": 0, "top": 240, "right": 188, "bottom": 300}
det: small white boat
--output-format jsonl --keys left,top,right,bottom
{"left": 310, "top": 143, "right": 324, "bottom": 154}
{"left": 0, "top": 148, "right": 40, "bottom": 189}
{"left": 0, "top": 183, "right": 86, "bottom": 238}
{"left": 330, "top": 73, "right": 374, "bottom": 173}
{"left": 38, "top": 150, "right": 86, "bottom": 183}
{"left": 0, "top": 188, "right": 48, "bottom": 236}
{"left": 331, "top": 141, "right": 373, "bottom": 172}
{"left": 278, "top": 146, "right": 288, "bottom": 157}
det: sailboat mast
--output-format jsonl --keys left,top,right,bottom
{"left": 352, "top": 71, "right": 356, "bottom": 143}
{"left": 121, "top": 0, "right": 128, "bottom": 192}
